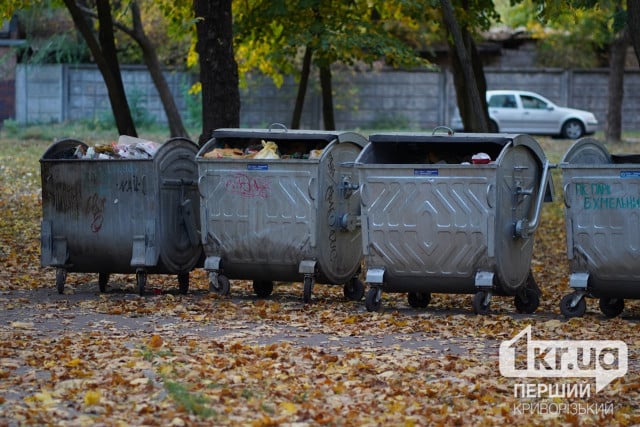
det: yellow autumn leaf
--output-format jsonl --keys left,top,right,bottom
{"left": 66, "top": 358, "right": 82, "bottom": 367}
{"left": 279, "top": 401, "right": 298, "bottom": 415}
{"left": 84, "top": 389, "right": 101, "bottom": 406}
{"left": 10, "top": 321, "right": 34, "bottom": 329}
{"left": 148, "top": 334, "right": 163, "bottom": 349}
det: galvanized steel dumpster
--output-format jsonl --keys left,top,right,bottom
{"left": 40, "top": 137, "right": 202, "bottom": 295}
{"left": 559, "top": 137, "right": 640, "bottom": 318}
{"left": 196, "top": 127, "right": 366, "bottom": 302}
{"left": 355, "top": 131, "right": 553, "bottom": 314}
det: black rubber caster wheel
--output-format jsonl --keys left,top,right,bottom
{"left": 178, "top": 272, "right": 189, "bottom": 295}
{"left": 209, "top": 273, "right": 231, "bottom": 296}
{"left": 599, "top": 297, "right": 624, "bottom": 318}
{"left": 407, "top": 292, "right": 431, "bottom": 308}
{"left": 343, "top": 278, "right": 365, "bottom": 301}
{"left": 253, "top": 280, "right": 274, "bottom": 298}
{"left": 98, "top": 273, "right": 109, "bottom": 293}
{"left": 472, "top": 291, "right": 491, "bottom": 315}
{"left": 560, "top": 293, "right": 586, "bottom": 318}
{"left": 365, "top": 287, "right": 382, "bottom": 312}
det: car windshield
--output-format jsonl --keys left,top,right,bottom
{"left": 521, "top": 95, "right": 548, "bottom": 110}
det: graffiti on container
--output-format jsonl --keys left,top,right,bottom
{"left": 48, "top": 182, "right": 81, "bottom": 216}
{"left": 85, "top": 193, "right": 106, "bottom": 232}
{"left": 325, "top": 182, "right": 338, "bottom": 262}
{"left": 225, "top": 173, "right": 270, "bottom": 198}
{"left": 327, "top": 153, "right": 336, "bottom": 177}
{"left": 576, "top": 182, "right": 640, "bottom": 210}
{"left": 118, "top": 174, "right": 145, "bottom": 194}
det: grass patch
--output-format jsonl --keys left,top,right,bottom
{"left": 164, "top": 380, "right": 216, "bottom": 418}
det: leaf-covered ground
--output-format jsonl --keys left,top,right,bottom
{"left": 1, "top": 134, "right": 639, "bottom": 426}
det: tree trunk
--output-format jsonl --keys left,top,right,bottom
{"left": 291, "top": 46, "right": 312, "bottom": 129}
{"left": 606, "top": 27, "right": 628, "bottom": 142}
{"left": 628, "top": 0, "right": 640, "bottom": 65}
{"left": 441, "top": 0, "right": 488, "bottom": 133}
{"left": 64, "top": 0, "right": 137, "bottom": 136}
{"left": 194, "top": 0, "right": 240, "bottom": 146}
{"left": 130, "top": 1, "right": 188, "bottom": 138}
{"left": 319, "top": 65, "right": 335, "bottom": 130}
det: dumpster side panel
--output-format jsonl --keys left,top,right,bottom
{"left": 315, "top": 142, "right": 363, "bottom": 284}
{"left": 563, "top": 165, "right": 640, "bottom": 296}
{"left": 41, "top": 159, "right": 158, "bottom": 273}
{"left": 156, "top": 139, "right": 203, "bottom": 272}
{"left": 493, "top": 144, "right": 542, "bottom": 293}
{"left": 199, "top": 160, "right": 316, "bottom": 281}
{"left": 360, "top": 165, "right": 494, "bottom": 293}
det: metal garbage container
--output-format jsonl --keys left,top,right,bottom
{"left": 40, "top": 136, "right": 202, "bottom": 295}
{"left": 355, "top": 130, "right": 553, "bottom": 314}
{"left": 559, "top": 137, "right": 640, "bottom": 318}
{"left": 196, "top": 126, "right": 366, "bottom": 302}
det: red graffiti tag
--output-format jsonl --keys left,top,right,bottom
{"left": 85, "top": 193, "right": 106, "bottom": 232}
{"left": 225, "top": 173, "right": 270, "bottom": 198}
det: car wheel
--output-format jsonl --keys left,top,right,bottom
{"left": 488, "top": 120, "right": 499, "bottom": 133}
{"left": 561, "top": 119, "right": 584, "bottom": 139}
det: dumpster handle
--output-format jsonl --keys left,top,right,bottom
{"left": 432, "top": 126, "right": 454, "bottom": 136}
{"left": 268, "top": 123, "right": 288, "bottom": 132}
{"left": 514, "top": 159, "right": 550, "bottom": 238}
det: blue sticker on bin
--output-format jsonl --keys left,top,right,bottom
{"left": 247, "top": 164, "right": 268, "bottom": 171}
{"left": 414, "top": 168, "right": 438, "bottom": 176}
{"left": 621, "top": 171, "right": 640, "bottom": 178}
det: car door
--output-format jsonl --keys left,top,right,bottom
{"left": 488, "top": 93, "right": 522, "bottom": 132}
{"left": 519, "top": 94, "right": 559, "bottom": 134}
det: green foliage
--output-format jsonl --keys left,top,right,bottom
{"left": 15, "top": 4, "right": 91, "bottom": 64}
{"left": 164, "top": 380, "right": 216, "bottom": 418}
{"left": 505, "top": 0, "right": 621, "bottom": 68}
{"left": 184, "top": 86, "right": 202, "bottom": 129}
{"left": 127, "top": 88, "right": 157, "bottom": 128}
{"left": 367, "top": 113, "right": 410, "bottom": 130}
{"left": 234, "top": 0, "right": 430, "bottom": 88}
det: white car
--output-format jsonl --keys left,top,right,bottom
{"left": 451, "top": 90, "right": 598, "bottom": 139}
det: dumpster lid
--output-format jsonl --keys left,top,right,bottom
{"left": 212, "top": 127, "right": 367, "bottom": 148}
{"left": 368, "top": 132, "right": 511, "bottom": 147}
{"left": 561, "top": 137, "right": 611, "bottom": 164}
{"left": 41, "top": 138, "right": 88, "bottom": 160}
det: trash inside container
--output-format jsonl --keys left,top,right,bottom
{"left": 40, "top": 136, "right": 202, "bottom": 295}
{"left": 355, "top": 131, "right": 553, "bottom": 314}
{"left": 196, "top": 125, "right": 366, "bottom": 302}
{"left": 559, "top": 137, "right": 640, "bottom": 318}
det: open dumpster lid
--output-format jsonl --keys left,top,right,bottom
{"left": 561, "top": 137, "right": 611, "bottom": 165}
{"left": 212, "top": 127, "right": 367, "bottom": 148}
{"left": 368, "top": 132, "right": 511, "bottom": 147}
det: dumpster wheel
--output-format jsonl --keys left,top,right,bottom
{"left": 514, "top": 287, "right": 540, "bottom": 314}
{"left": 472, "top": 291, "right": 491, "bottom": 315}
{"left": 599, "top": 297, "right": 624, "bottom": 318}
{"left": 56, "top": 268, "right": 67, "bottom": 294}
{"left": 178, "top": 273, "right": 189, "bottom": 295}
{"left": 407, "top": 292, "right": 431, "bottom": 308}
{"left": 343, "top": 278, "right": 365, "bottom": 301}
{"left": 98, "top": 273, "right": 109, "bottom": 293}
{"left": 560, "top": 293, "right": 586, "bottom": 318}
{"left": 365, "top": 287, "right": 382, "bottom": 312}
{"left": 303, "top": 276, "right": 314, "bottom": 304}
{"left": 209, "top": 273, "right": 231, "bottom": 296}
{"left": 136, "top": 270, "right": 147, "bottom": 296}
{"left": 253, "top": 280, "right": 274, "bottom": 298}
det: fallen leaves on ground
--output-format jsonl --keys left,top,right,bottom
{"left": 0, "top": 137, "right": 639, "bottom": 426}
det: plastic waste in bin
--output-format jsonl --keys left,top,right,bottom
{"left": 196, "top": 126, "right": 366, "bottom": 302}
{"left": 355, "top": 130, "right": 553, "bottom": 314}
{"left": 559, "top": 137, "right": 640, "bottom": 318}
{"left": 40, "top": 136, "right": 202, "bottom": 295}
